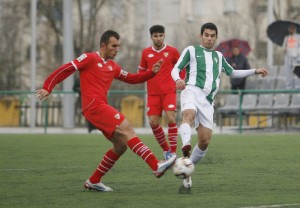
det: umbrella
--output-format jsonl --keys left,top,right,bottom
{"left": 215, "top": 38, "right": 251, "bottom": 59}
{"left": 267, "top": 20, "right": 300, "bottom": 46}
{"left": 294, "top": 64, "right": 300, "bottom": 78}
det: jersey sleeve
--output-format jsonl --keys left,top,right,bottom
{"left": 43, "top": 62, "right": 76, "bottom": 93}
{"left": 174, "top": 48, "right": 186, "bottom": 79}
{"left": 71, "top": 53, "right": 91, "bottom": 71}
{"left": 175, "top": 47, "right": 191, "bottom": 70}
{"left": 43, "top": 53, "right": 90, "bottom": 93}
{"left": 221, "top": 55, "right": 234, "bottom": 76}
{"left": 171, "top": 47, "right": 190, "bottom": 81}
{"left": 117, "top": 69, "right": 155, "bottom": 84}
{"left": 138, "top": 50, "right": 148, "bottom": 73}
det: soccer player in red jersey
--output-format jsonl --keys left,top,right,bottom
{"left": 36, "top": 30, "right": 176, "bottom": 192}
{"left": 138, "top": 25, "right": 184, "bottom": 160}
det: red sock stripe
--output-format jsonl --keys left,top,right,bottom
{"left": 128, "top": 137, "right": 158, "bottom": 171}
{"left": 168, "top": 123, "right": 177, "bottom": 128}
{"left": 168, "top": 123, "right": 178, "bottom": 153}
{"left": 131, "top": 140, "right": 152, "bottom": 160}
{"left": 89, "top": 149, "right": 119, "bottom": 183}
{"left": 151, "top": 125, "right": 169, "bottom": 151}
{"left": 152, "top": 125, "right": 165, "bottom": 139}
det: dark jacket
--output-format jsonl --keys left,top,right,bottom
{"left": 227, "top": 53, "right": 250, "bottom": 86}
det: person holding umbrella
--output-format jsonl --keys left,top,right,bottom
{"left": 227, "top": 44, "right": 251, "bottom": 90}
{"left": 283, "top": 23, "right": 300, "bottom": 89}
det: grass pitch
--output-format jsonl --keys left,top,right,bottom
{"left": 0, "top": 133, "right": 299, "bottom": 208}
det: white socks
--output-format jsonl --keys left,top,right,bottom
{"left": 179, "top": 123, "right": 192, "bottom": 146}
{"left": 190, "top": 145, "right": 207, "bottom": 164}
{"left": 180, "top": 123, "right": 208, "bottom": 164}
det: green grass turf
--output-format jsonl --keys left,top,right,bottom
{"left": 0, "top": 134, "right": 299, "bottom": 208}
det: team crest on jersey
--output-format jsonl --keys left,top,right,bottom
{"left": 214, "top": 57, "right": 218, "bottom": 63}
{"left": 114, "top": 113, "right": 120, "bottom": 119}
{"left": 97, "top": 63, "right": 103, "bottom": 68}
{"left": 148, "top": 54, "right": 154, "bottom": 58}
{"left": 77, "top": 54, "right": 87, "bottom": 62}
{"left": 164, "top": 52, "right": 169, "bottom": 57}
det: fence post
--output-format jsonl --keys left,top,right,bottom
{"left": 238, "top": 90, "right": 243, "bottom": 134}
{"left": 43, "top": 101, "right": 48, "bottom": 134}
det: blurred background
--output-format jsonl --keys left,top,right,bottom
{"left": 0, "top": 0, "right": 299, "bottom": 132}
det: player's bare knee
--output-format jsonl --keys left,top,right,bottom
{"left": 165, "top": 111, "right": 176, "bottom": 123}
{"left": 166, "top": 116, "right": 176, "bottom": 124}
{"left": 148, "top": 116, "right": 160, "bottom": 127}
{"left": 198, "top": 142, "right": 209, "bottom": 151}
{"left": 182, "top": 110, "right": 195, "bottom": 125}
{"left": 198, "top": 136, "right": 210, "bottom": 150}
{"left": 118, "top": 119, "right": 136, "bottom": 137}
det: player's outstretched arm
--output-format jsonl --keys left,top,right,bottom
{"left": 36, "top": 89, "right": 50, "bottom": 101}
{"left": 118, "top": 59, "right": 164, "bottom": 84}
{"left": 255, "top": 68, "right": 268, "bottom": 77}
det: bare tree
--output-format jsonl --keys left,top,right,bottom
{"left": 0, "top": 0, "right": 29, "bottom": 90}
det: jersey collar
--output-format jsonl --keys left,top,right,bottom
{"left": 199, "top": 44, "right": 214, "bottom": 52}
{"left": 151, "top": 44, "right": 167, "bottom": 53}
{"left": 97, "top": 51, "right": 108, "bottom": 64}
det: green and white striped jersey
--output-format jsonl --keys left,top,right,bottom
{"left": 174, "top": 45, "right": 234, "bottom": 103}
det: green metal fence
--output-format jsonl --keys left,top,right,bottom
{"left": 0, "top": 89, "right": 299, "bottom": 134}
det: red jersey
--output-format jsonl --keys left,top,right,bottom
{"left": 43, "top": 52, "right": 155, "bottom": 112}
{"left": 138, "top": 45, "right": 180, "bottom": 95}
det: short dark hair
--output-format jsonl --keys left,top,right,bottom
{"left": 201, "top": 22, "right": 218, "bottom": 36}
{"left": 149, "top": 25, "right": 165, "bottom": 35}
{"left": 100, "top": 30, "right": 120, "bottom": 45}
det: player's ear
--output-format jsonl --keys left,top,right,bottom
{"left": 100, "top": 42, "right": 106, "bottom": 49}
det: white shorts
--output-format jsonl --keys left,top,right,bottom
{"left": 180, "top": 85, "right": 214, "bottom": 130}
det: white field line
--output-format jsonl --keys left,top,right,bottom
{"left": 240, "top": 203, "right": 300, "bottom": 208}
{"left": 0, "top": 166, "right": 84, "bottom": 172}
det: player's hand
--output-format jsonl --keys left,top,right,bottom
{"left": 152, "top": 59, "right": 164, "bottom": 74}
{"left": 36, "top": 89, "right": 50, "bottom": 101}
{"left": 175, "top": 79, "right": 186, "bottom": 90}
{"left": 255, "top": 68, "right": 268, "bottom": 78}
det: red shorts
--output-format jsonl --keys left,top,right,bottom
{"left": 147, "top": 93, "right": 177, "bottom": 116}
{"left": 83, "top": 103, "right": 125, "bottom": 139}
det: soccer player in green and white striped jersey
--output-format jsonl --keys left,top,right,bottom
{"left": 171, "top": 22, "right": 268, "bottom": 192}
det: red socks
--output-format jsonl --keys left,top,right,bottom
{"left": 89, "top": 149, "right": 119, "bottom": 183}
{"left": 89, "top": 137, "right": 162, "bottom": 183}
{"left": 168, "top": 123, "right": 178, "bottom": 153}
{"left": 151, "top": 124, "right": 169, "bottom": 152}
{"left": 127, "top": 137, "right": 158, "bottom": 171}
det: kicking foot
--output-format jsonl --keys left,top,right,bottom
{"left": 154, "top": 153, "right": 177, "bottom": 178}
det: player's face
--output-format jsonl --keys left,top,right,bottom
{"left": 103, "top": 37, "right": 120, "bottom": 60}
{"left": 151, "top": 32, "right": 165, "bottom": 49}
{"left": 200, "top": 29, "right": 217, "bottom": 49}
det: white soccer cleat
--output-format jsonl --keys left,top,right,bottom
{"left": 183, "top": 176, "right": 192, "bottom": 188}
{"left": 84, "top": 179, "right": 113, "bottom": 192}
{"left": 154, "top": 153, "right": 177, "bottom": 178}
